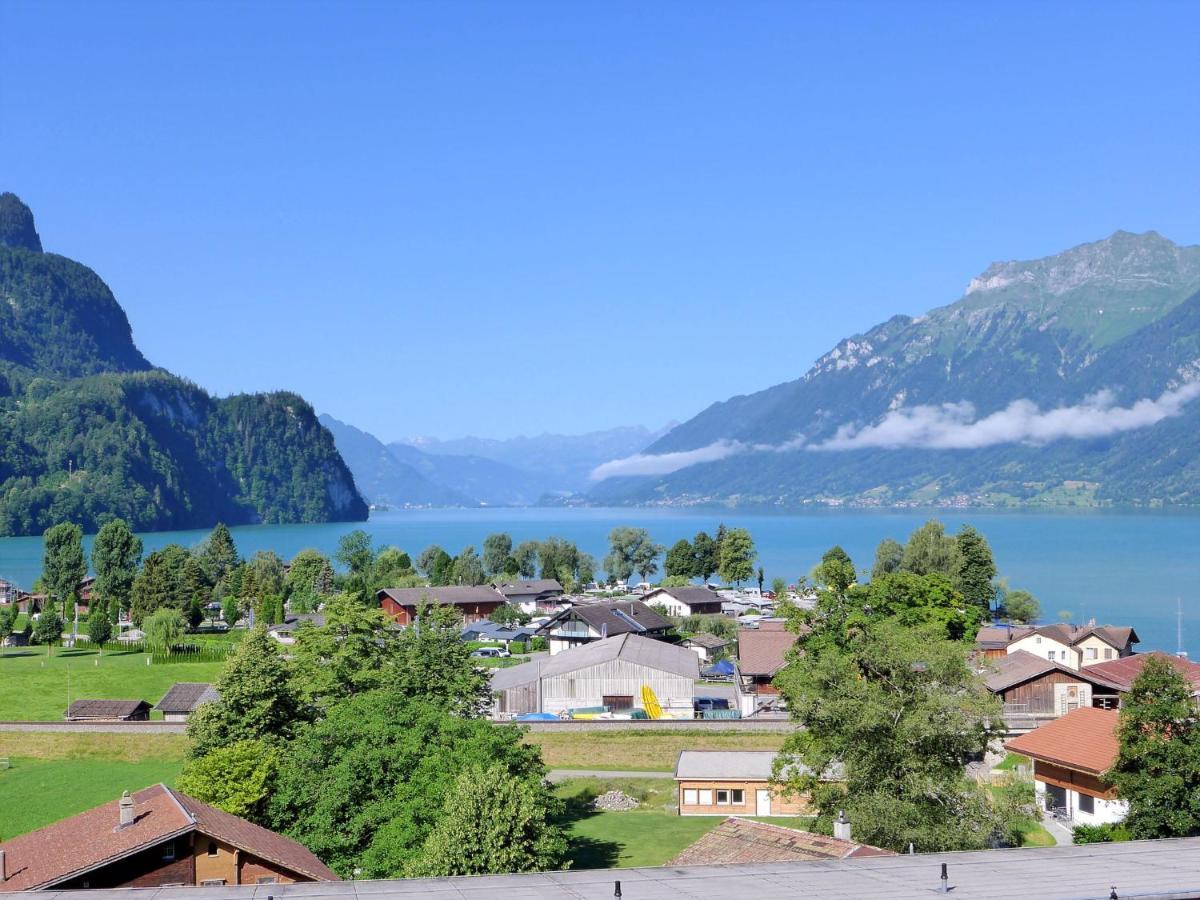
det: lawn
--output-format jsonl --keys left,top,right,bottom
{"left": 554, "top": 777, "right": 812, "bottom": 869}
{"left": 526, "top": 730, "right": 787, "bottom": 771}
{"left": 0, "top": 647, "right": 227, "bottom": 720}
{"left": 0, "top": 733, "right": 188, "bottom": 839}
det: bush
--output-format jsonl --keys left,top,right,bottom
{"left": 509, "top": 641, "right": 526, "bottom": 654}
{"left": 1072, "top": 822, "right": 1131, "bottom": 844}
{"left": 529, "top": 637, "right": 548, "bottom": 652}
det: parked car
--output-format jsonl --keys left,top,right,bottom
{"left": 470, "top": 646, "right": 510, "bottom": 659}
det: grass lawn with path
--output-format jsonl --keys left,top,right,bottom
{"left": 0, "top": 647, "right": 227, "bottom": 721}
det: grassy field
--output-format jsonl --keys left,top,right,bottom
{"left": 0, "top": 733, "right": 188, "bottom": 839}
{"left": 525, "top": 730, "right": 787, "bottom": 771}
{"left": 0, "top": 647, "right": 227, "bottom": 720}
{"left": 554, "top": 777, "right": 811, "bottom": 869}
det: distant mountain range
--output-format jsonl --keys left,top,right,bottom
{"left": 321, "top": 416, "right": 661, "bottom": 507}
{"left": 589, "top": 230, "right": 1200, "bottom": 509}
{"left": 0, "top": 192, "right": 367, "bottom": 536}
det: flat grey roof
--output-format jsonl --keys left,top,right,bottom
{"left": 33, "top": 837, "right": 1200, "bottom": 898}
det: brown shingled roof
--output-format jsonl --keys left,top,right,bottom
{"left": 1081, "top": 651, "right": 1200, "bottom": 693}
{"left": 65, "top": 699, "right": 150, "bottom": 720}
{"left": 737, "top": 627, "right": 800, "bottom": 676}
{"left": 666, "top": 817, "right": 893, "bottom": 866}
{"left": 154, "top": 682, "right": 218, "bottom": 714}
{"left": 0, "top": 784, "right": 338, "bottom": 890}
{"left": 983, "top": 650, "right": 1121, "bottom": 693}
{"left": 1005, "top": 707, "right": 1119, "bottom": 775}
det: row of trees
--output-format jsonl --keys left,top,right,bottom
{"left": 663, "top": 524, "right": 758, "bottom": 586}
{"left": 176, "top": 597, "right": 567, "bottom": 877}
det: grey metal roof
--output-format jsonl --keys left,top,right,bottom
{"left": 490, "top": 634, "right": 699, "bottom": 691}
{"left": 153, "top": 682, "right": 219, "bottom": 713}
{"left": 647, "top": 586, "right": 723, "bottom": 607}
{"left": 35, "top": 837, "right": 1200, "bottom": 898}
{"left": 675, "top": 750, "right": 779, "bottom": 780}
{"left": 537, "top": 600, "right": 671, "bottom": 637}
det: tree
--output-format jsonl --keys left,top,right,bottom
{"left": 812, "top": 545, "right": 856, "bottom": 595}
{"left": 130, "top": 544, "right": 194, "bottom": 624}
{"left": 43, "top": 522, "right": 86, "bottom": 622}
{"left": 248, "top": 550, "right": 286, "bottom": 600}
{"left": 286, "top": 548, "right": 335, "bottom": 611}
{"left": 142, "top": 608, "right": 185, "bottom": 652}
{"left": 86, "top": 601, "right": 113, "bottom": 647}
{"left": 665, "top": 539, "right": 695, "bottom": 579}
{"left": 871, "top": 538, "right": 904, "bottom": 580}
{"left": 717, "top": 528, "right": 755, "bottom": 586}
{"left": 482, "top": 533, "right": 513, "bottom": 576}
{"left": 492, "top": 603, "right": 530, "bottom": 626}
{"left": 512, "top": 541, "right": 539, "bottom": 579}
{"left": 604, "top": 527, "right": 663, "bottom": 584}
{"left": 186, "top": 625, "right": 304, "bottom": 757}
{"left": 900, "top": 520, "right": 961, "bottom": 579}
{"left": 451, "top": 546, "right": 486, "bottom": 586}
{"left": 756, "top": 567, "right": 765, "bottom": 594}
{"left": 390, "top": 602, "right": 493, "bottom": 717}
{"left": 92, "top": 519, "right": 142, "bottom": 617}
{"left": 1002, "top": 589, "right": 1040, "bottom": 624}
{"left": 429, "top": 549, "right": 454, "bottom": 586}
{"left": 176, "top": 739, "right": 279, "bottom": 822}
{"left": 195, "top": 523, "right": 239, "bottom": 586}
{"left": 30, "top": 609, "right": 63, "bottom": 651}
{"left": 1108, "top": 655, "right": 1200, "bottom": 838}
{"left": 371, "top": 547, "right": 414, "bottom": 592}
{"left": 290, "top": 592, "right": 401, "bottom": 706}
{"left": 404, "top": 763, "right": 567, "bottom": 876}
{"left": 776, "top": 619, "right": 1013, "bottom": 852}
{"left": 953, "top": 526, "right": 997, "bottom": 611}
{"left": 771, "top": 576, "right": 788, "bottom": 599}
{"left": 0, "top": 604, "right": 15, "bottom": 643}
{"left": 335, "top": 529, "right": 376, "bottom": 576}
{"left": 222, "top": 595, "right": 241, "bottom": 629}
{"left": 691, "top": 531, "right": 718, "bottom": 582}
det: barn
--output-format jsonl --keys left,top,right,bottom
{"left": 490, "top": 633, "right": 698, "bottom": 718}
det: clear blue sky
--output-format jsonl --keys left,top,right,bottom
{"left": 2, "top": 2, "right": 1197, "bottom": 441}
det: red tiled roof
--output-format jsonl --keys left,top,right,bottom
{"left": 1005, "top": 707, "right": 1119, "bottom": 775}
{"left": 737, "top": 627, "right": 799, "bottom": 676}
{"left": 666, "top": 817, "right": 893, "bottom": 865}
{"left": 1081, "top": 651, "right": 1200, "bottom": 693}
{"left": 0, "top": 784, "right": 338, "bottom": 890}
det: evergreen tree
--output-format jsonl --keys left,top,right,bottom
{"left": 42, "top": 522, "right": 86, "bottom": 622}
{"left": 130, "top": 544, "right": 193, "bottom": 624}
{"left": 1109, "top": 655, "right": 1200, "bottom": 838}
{"left": 953, "top": 526, "right": 997, "bottom": 611}
{"left": 195, "top": 523, "right": 239, "bottom": 586}
{"left": 92, "top": 518, "right": 143, "bottom": 618}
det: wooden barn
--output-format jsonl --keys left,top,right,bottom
{"left": 490, "top": 633, "right": 698, "bottom": 718}
{"left": 377, "top": 585, "right": 507, "bottom": 626}
{"left": 983, "top": 650, "right": 1119, "bottom": 733}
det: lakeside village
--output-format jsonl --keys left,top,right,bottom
{"left": 2, "top": 520, "right": 1200, "bottom": 896}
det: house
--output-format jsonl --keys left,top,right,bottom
{"left": 683, "top": 631, "right": 729, "bottom": 662}
{"left": 65, "top": 699, "right": 151, "bottom": 722}
{"left": 674, "top": 750, "right": 824, "bottom": 817}
{"left": 492, "top": 579, "right": 564, "bottom": 614}
{"left": 535, "top": 600, "right": 672, "bottom": 655}
{"left": 0, "top": 578, "right": 20, "bottom": 605}
{"left": 1078, "top": 651, "right": 1200, "bottom": 702}
{"left": 983, "top": 650, "right": 1121, "bottom": 732}
{"left": 460, "top": 619, "right": 537, "bottom": 647}
{"left": 490, "top": 633, "right": 698, "bottom": 718}
{"left": 667, "top": 817, "right": 892, "bottom": 865}
{"left": 266, "top": 612, "right": 325, "bottom": 645}
{"left": 1005, "top": 707, "right": 1126, "bottom": 827}
{"left": 0, "top": 784, "right": 339, "bottom": 890}
{"left": 377, "top": 585, "right": 508, "bottom": 625}
{"left": 642, "top": 585, "right": 724, "bottom": 616}
{"left": 736, "top": 620, "right": 800, "bottom": 706}
{"left": 974, "top": 622, "right": 1139, "bottom": 670}
{"left": 154, "top": 683, "right": 219, "bottom": 722}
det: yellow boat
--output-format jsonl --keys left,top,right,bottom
{"left": 640, "top": 684, "right": 664, "bottom": 719}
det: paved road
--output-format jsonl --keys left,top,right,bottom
{"left": 546, "top": 769, "right": 671, "bottom": 782}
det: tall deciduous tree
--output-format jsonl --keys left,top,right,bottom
{"left": 604, "top": 527, "right": 664, "bottom": 584}
{"left": 871, "top": 538, "right": 904, "bottom": 580}
{"left": 42, "top": 522, "right": 86, "bottom": 622}
{"left": 1108, "top": 655, "right": 1200, "bottom": 838}
{"left": 691, "top": 531, "right": 718, "bottom": 582}
{"left": 900, "top": 520, "right": 961, "bottom": 579}
{"left": 1002, "top": 589, "right": 1040, "bottom": 624}
{"left": 142, "top": 607, "right": 185, "bottom": 652}
{"left": 176, "top": 739, "right": 279, "bottom": 823}
{"left": 512, "top": 541, "right": 540, "bottom": 579}
{"left": 665, "top": 539, "right": 695, "bottom": 579}
{"left": 92, "top": 519, "right": 142, "bottom": 617}
{"left": 717, "top": 528, "right": 756, "bottom": 586}
{"left": 954, "top": 526, "right": 997, "bottom": 612}
{"left": 451, "top": 546, "right": 486, "bottom": 585}
{"left": 335, "top": 529, "right": 376, "bottom": 576}
{"left": 482, "top": 533, "right": 513, "bottom": 576}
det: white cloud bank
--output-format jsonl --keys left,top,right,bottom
{"left": 588, "top": 381, "right": 1200, "bottom": 480}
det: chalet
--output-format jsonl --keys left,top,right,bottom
{"left": 683, "top": 631, "right": 729, "bottom": 662}
{"left": 154, "top": 683, "right": 219, "bottom": 722}
{"left": 266, "top": 612, "right": 325, "bottom": 645}
{"left": 490, "top": 633, "right": 698, "bottom": 718}
{"left": 460, "top": 619, "right": 537, "bottom": 647}
{"left": 736, "top": 620, "right": 800, "bottom": 705}
{"left": 0, "top": 578, "right": 19, "bottom": 605}
{"left": 65, "top": 699, "right": 151, "bottom": 722}
{"left": 667, "top": 817, "right": 891, "bottom": 864}
{"left": 642, "top": 586, "right": 724, "bottom": 617}
{"left": 674, "top": 750, "right": 827, "bottom": 818}
{"left": 983, "top": 650, "right": 1121, "bottom": 732}
{"left": 974, "top": 622, "right": 1138, "bottom": 670}
{"left": 0, "top": 784, "right": 338, "bottom": 890}
{"left": 492, "top": 579, "right": 564, "bottom": 614}
{"left": 535, "top": 600, "right": 671, "bottom": 655}
{"left": 377, "top": 585, "right": 507, "bottom": 626}
{"left": 1005, "top": 707, "right": 1126, "bottom": 827}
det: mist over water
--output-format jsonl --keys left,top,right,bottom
{"left": 1, "top": 508, "right": 1196, "bottom": 656}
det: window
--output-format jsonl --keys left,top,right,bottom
{"left": 161, "top": 841, "right": 176, "bottom": 861}
{"left": 256, "top": 877, "right": 278, "bottom": 885}
{"left": 1086, "top": 647, "right": 1097, "bottom": 660}
{"left": 207, "top": 841, "right": 218, "bottom": 857}
{"left": 1047, "top": 650, "right": 1055, "bottom": 661}
{"left": 683, "top": 789, "right": 698, "bottom": 805}
{"left": 716, "top": 790, "right": 731, "bottom": 805}
{"left": 1078, "top": 793, "right": 1094, "bottom": 814}
{"left": 1104, "top": 648, "right": 1114, "bottom": 660}
{"left": 699, "top": 789, "right": 713, "bottom": 805}
{"left": 603, "top": 695, "right": 634, "bottom": 711}
{"left": 201, "top": 881, "right": 226, "bottom": 887}
{"left": 1035, "top": 636, "right": 1042, "bottom": 644}
{"left": 731, "top": 789, "right": 745, "bottom": 804}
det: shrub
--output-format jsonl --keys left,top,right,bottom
{"left": 529, "top": 637, "right": 548, "bottom": 652}
{"left": 1072, "top": 822, "right": 1131, "bottom": 844}
{"left": 509, "top": 641, "right": 526, "bottom": 654}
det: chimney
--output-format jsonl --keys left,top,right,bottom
{"left": 118, "top": 791, "right": 135, "bottom": 827}
{"left": 833, "top": 809, "right": 852, "bottom": 842}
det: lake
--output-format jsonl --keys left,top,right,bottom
{"left": 1, "top": 508, "right": 1197, "bottom": 655}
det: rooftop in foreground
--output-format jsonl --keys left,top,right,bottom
{"left": 30, "top": 837, "right": 1200, "bottom": 899}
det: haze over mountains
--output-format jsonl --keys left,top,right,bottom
{"left": 590, "top": 231, "right": 1200, "bottom": 509}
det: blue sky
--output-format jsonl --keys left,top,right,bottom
{"left": 2, "top": 2, "right": 1197, "bottom": 441}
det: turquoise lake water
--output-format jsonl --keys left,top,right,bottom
{"left": 1, "top": 508, "right": 1197, "bottom": 656}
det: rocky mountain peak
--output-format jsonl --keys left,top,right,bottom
{"left": 0, "top": 192, "right": 43, "bottom": 253}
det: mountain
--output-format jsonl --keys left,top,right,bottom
{"left": 385, "top": 441, "right": 547, "bottom": 507}
{"left": 318, "top": 414, "right": 471, "bottom": 507}
{"left": 590, "top": 231, "right": 1200, "bottom": 508}
{"left": 401, "top": 425, "right": 664, "bottom": 494}
{"left": 0, "top": 193, "right": 368, "bottom": 535}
